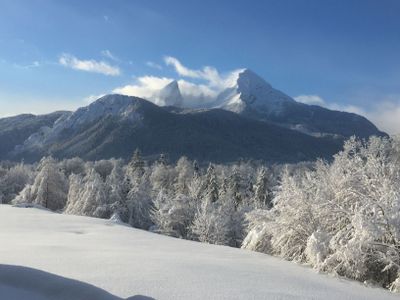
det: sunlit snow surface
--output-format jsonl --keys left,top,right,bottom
{"left": 0, "top": 205, "right": 397, "bottom": 300}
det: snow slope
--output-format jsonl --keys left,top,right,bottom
{"left": 0, "top": 205, "right": 397, "bottom": 300}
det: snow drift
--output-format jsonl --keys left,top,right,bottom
{"left": 0, "top": 205, "right": 398, "bottom": 300}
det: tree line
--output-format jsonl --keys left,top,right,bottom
{"left": 2, "top": 151, "right": 278, "bottom": 248}
{"left": 2, "top": 136, "right": 400, "bottom": 291}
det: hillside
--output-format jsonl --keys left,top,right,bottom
{"left": 0, "top": 205, "right": 398, "bottom": 300}
{"left": 2, "top": 95, "right": 342, "bottom": 163}
{"left": 0, "top": 112, "right": 68, "bottom": 160}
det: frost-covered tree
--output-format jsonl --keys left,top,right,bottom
{"left": 0, "top": 163, "right": 34, "bottom": 204}
{"left": 253, "top": 167, "right": 272, "bottom": 209}
{"left": 60, "top": 157, "right": 85, "bottom": 177}
{"left": 191, "top": 199, "right": 233, "bottom": 245}
{"left": 193, "top": 160, "right": 200, "bottom": 178}
{"left": 65, "top": 173, "right": 84, "bottom": 212}
{"left": 126, "top": 170, "right": 153, "bottom": 229}
{"left": 157, "top": 153, "right": 168, "bottom": 166}
{"left": 187, "top": 172, "right": 203, "bottom": 203}
{"left": 106, "top": 160, "right": 129, "bottom": 221}
{"left": 151, "top": 190, "right": 195, "bottom": 238}
{"left": 174, "top": 156, "right": 194, "bottom": 195}
{"left": 13, "top": 157, "right": 68, "bottom": 211}
{"left": 228, "top": 167, "right": 244, "bottom": 209}
{"left": 94, "top": 159, "right": 114, "bottom": 180}
{"left": 203, "top": 164, "right": 219, "bottom": 203}
{"left": 243, "top": 136, "right": 400, "bottom": 290}
{"left": 127, "top": 149, "right": 145, "bottom": 179}
{"left": 150, "top": 159, "right": 174, "bottom": 195}
{"left": 65, "top": 168, "right": 108, "bottom": 218}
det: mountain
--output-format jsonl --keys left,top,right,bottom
{"left": 1, "top": 94, "right": 343, "bottom": 163}
{"left": 213, "top": 69, "right": 295, "bottom": 114}
{"left": 157, "top": 80, "right": 183, "bottom": 107}
{"left": 212, "top": 69, "right": 384, "bottom": 138}
{"left": 0, "top": 111, "right": 69, "bottom": 160}
{"left": 0, "top": 69, "right": 385, "bottom": 163}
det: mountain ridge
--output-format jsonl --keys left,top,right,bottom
{"left": 0, "top": 69, "right": 386, "bottom": 163}
{"left": 1, "top": 94, "right": 344, "bottom": 163}
{"left": 152, "top": 69, "right": 384, "bottom": 139}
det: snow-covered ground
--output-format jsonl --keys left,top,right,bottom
{"left": 0, "top": 205, "right": 397, "bottom": 300}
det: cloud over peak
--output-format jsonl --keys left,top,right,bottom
{"left": 164, "top": 56, "right": 243, "bottom": 89}
{"left": 59, "top": 53, "right": 121, "bottom": 76}
{"left": 295, "top": 94, "right": 400, "bottom": 135}
{"left": 113, "top": 56, "right": 242, "bottom": 107}
{"left": 113, "top": 76, "right": 173, "bottom": 105}
{"left": 295, "top": 95, "right": 326, "bottom": 106}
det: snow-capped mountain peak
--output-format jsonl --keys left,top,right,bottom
{"left": 236, "top": 68, "right": 273, "bottom": 91}
{"left": 214, "top": 68, "right": 295, "bottom": 114}
{"left": 157, "top": 80, "right": 184, "bottom": 107}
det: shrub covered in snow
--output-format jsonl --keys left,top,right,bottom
{"left": 243, "top": 136, "right": 400, "bottom": 290}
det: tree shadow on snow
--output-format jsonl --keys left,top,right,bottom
{"left": 0, "top": 264, "right": 156, "bottom": 300}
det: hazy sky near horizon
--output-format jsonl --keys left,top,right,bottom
{"left": 0, "top": 0, "right": 399, "bottom": 133}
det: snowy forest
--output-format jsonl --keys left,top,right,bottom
{"left": 1, "top": 136, "right": 400, "bottom": 291}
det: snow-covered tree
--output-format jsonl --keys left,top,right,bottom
{"left": 13, "top": 157, "right": 68, "bottom": 211}
{"left": 174, "top": 156, "right": 194, "bottom": 195}
{"left": 228, "top": 167, "right": 243, "bottom": 209}
{"left": 191, "top": 200, "right": 232, "bottom": 245}
{"left": 151, "top": 190, "right": 195, "bottom": 238}
{"left": 0, "top": 163, "right": 34, "bottom": 204}
{"left": 65, "top": 168, "right": 108, "bottom": 217}
{"left": 94, "top": 159, "right": 114, "bottom": 180}
{"left": 150, "top": 159, "right": 174, "bottom": 195}
{"left": 203, "top": 164, "right": 219, "bottom": 203}
{"left": 106, "top": 160, "right": 129, "bottom": 221}
{"left": 193, "top": 160, "right": 200, "bottom": 178}
{"left": 126, "top": 149, "right": 145, "bottom": 179}
{"left": 126, "top": 170, "right": 153, "bottom": 229}
{"left": 60, "top": 157, "right": 85, "bottom": 177}
{"left": 253, "top": 167, "right": 272, "bottom": 209}
{"left": 243, "top": 136, "right": 400, "bottom": 289}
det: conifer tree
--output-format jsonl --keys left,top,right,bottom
{"left": 127, "top": 149, "right": 145, "bottom": 178}
{"left": 204, "top": 164, "right": 219, "bottom": 203}
{"left": 229, "top": 167, "right": 243, "bottom": 209}
{"left": 253, "top": 167, "right": 272, "bottom": 209}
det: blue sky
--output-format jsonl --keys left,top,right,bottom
{"left": 0, "top": 0, "right": 399, "bottom": 133}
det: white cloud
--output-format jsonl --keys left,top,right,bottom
{"left": 295, "top": 95, "right": 326, "bottom": 106}
{"left": 113, "top": 56, "right": 243, "bottom": 107}
{"left": 164, "top": 56, "right": 201, "bottom": 78}
{"left": 101, "top": 50, "right": 119, "bottom": 61}
{"left": 177, "top": 80, "right": 217, "bottom": 106}
{"left": 59, "top": 53, "right": 120, "bottom": 76}
{"left": 146, "top": 61, "right": 162, "bottom": 70}
{"left": 164, "top": 56, "right": 242, "bottom": 89}
{"left": 366, "top": 101, "right": 400, "bottom": 135}
{"left": 112, "top": 75, "right": 219, "bottom": 107}
{"left": 327, "top": 103, "right": 367, "bottom": 116}
{"left": 113, "top": 76, "right": 173, "bottom": 105}
{"left": 13, "top": 61, "right": 41, "bottom": 69}
{"left": 295, "top": 94, "right": 366, "bottom": 114}
{"left": 294, "top": 94, "right": 400, "bottom": 135}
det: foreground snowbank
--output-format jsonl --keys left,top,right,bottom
{"left": 0, "top": 205, "right": 397, "bottom": 300}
